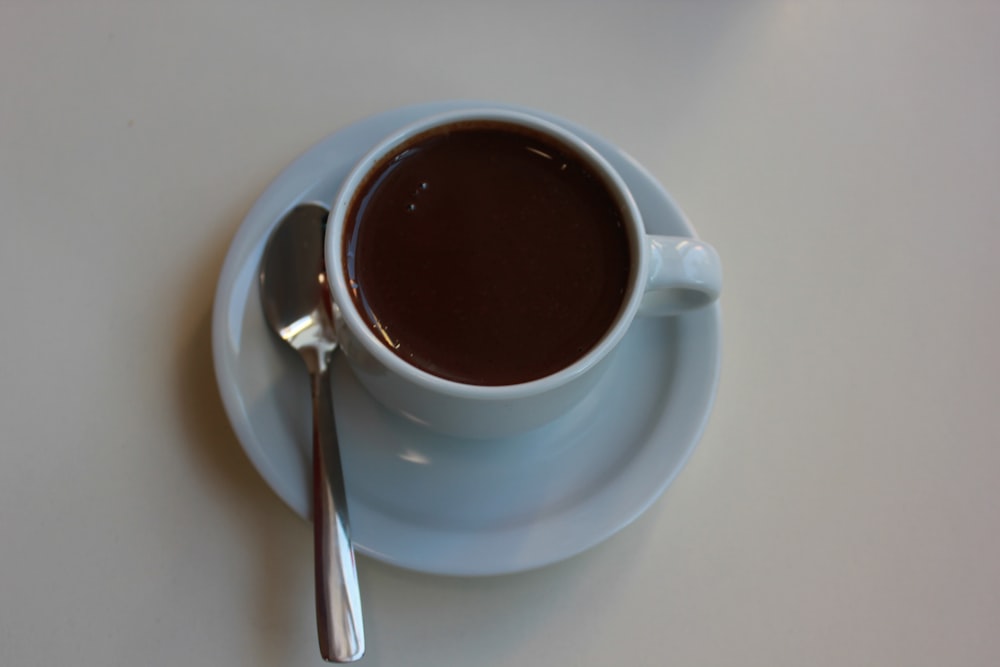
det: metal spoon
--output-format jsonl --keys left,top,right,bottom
{"left": 259, "top": 203, "right": 364, "bottom": 663}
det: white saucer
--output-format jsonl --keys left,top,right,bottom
{"left": 212, "top": 101, "right": 722, "bottom": 576}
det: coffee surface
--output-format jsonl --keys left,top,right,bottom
{"left": 344, "top": 125, "right": 630, "bottom": 385}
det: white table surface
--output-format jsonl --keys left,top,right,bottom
{"left": 3, "top": 2, "right": 999, "bottom": 665}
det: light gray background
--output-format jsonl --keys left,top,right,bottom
{"left": 2, "top": 2, "right": 998, "bottom": 665}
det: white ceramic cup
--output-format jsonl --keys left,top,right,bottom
{"left": 326, "top": 108, "right": 721, "bottom": 438}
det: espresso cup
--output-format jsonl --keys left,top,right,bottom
{"left": 326, "top": 108, "right": 721, "bottom": 438}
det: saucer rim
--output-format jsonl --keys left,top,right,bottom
{"left": 212, "top": 100, "right": 722, "bottom": 575}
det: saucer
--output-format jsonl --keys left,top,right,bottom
{"left": 212, "top": 101, "right": 722, "bottom": 576}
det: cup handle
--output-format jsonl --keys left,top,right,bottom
{"left": 638, "top": 236, "right": 722, "bottom": 316}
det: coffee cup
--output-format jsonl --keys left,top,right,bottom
{"left": 325, "top": 108, "right": 721, "bottom": 438}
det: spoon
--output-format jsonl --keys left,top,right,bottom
{"left": 259, "top": 202, "right": 364, "bottom": 662}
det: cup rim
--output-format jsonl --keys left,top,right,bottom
{"left": 326, "top": 107, "right": 649, "bottom": 399}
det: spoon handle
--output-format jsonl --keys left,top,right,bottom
{"left": 311, "top": 362, "right": 365, "bottom": 662}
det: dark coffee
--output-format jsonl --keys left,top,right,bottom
{"left": 343, "top": 122, "right": 631, "bottom": 386}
